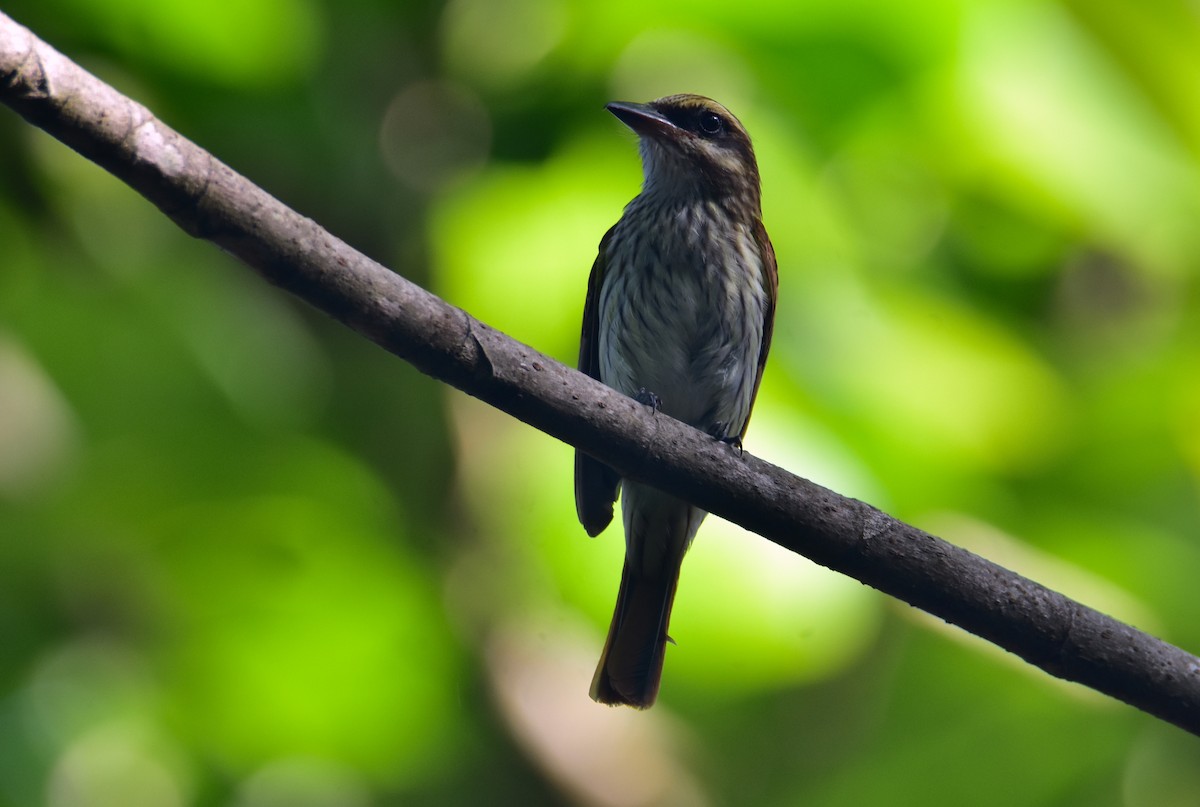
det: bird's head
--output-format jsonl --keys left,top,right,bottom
{"left": 607, "top": 94, "right": 761, "bottom": 204}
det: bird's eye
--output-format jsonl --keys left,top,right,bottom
{"left": 698, "top": 111, "right": 724, "bottom": 135}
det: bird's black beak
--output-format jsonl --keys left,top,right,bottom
{"left": 606, "top": 101, "right": 679, "bottom": 140}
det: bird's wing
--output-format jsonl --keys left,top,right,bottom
{"left": 575, "top": 226, "right": 622, "bottom": 536}
{"left": 739, "top": 217, "right": 778, "bottom": 441}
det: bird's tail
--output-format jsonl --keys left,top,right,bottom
{"left": 590, "top": 556, "right": 681, "bottom": 709}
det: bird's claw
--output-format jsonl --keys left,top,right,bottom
{"left": 635, "top": 388, "right": 662, "bottom": 412}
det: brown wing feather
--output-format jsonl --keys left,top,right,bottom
{"left": 739, "top": 217, "right": 778, "bottom": 440}
{"left": 575, "top": 227, "right": 622, "bottom": 536}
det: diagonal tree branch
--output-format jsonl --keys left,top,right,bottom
{"left": 3, "top": 11, "right": 1198, "bottom": 734}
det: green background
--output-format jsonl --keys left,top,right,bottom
{"left": 2, "top": 0, "right": 1200, "bottom": 804}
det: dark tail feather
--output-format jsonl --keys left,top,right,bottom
{"left": 590, "top": 558, "right": 681, "bottom": 708}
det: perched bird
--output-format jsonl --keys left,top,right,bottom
{"left": 575, "top": 94, "right": 777, "bottom": 708}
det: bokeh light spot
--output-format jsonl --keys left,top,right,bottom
{"left": 379, "top": 80, "right": 492, "bottom": 193}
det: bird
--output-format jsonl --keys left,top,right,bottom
{"left": 575, "top": 94, "right": 777, "bottom": 708}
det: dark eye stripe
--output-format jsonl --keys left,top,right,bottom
{"left": 659, "top": 105, "right": 727, "bottom": 136}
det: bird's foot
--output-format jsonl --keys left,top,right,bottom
{"left": 635, "top": 388, "right": 662, "bottom": 412}
{"left": 709, "top": 422, "right": 744, "bottom": 455}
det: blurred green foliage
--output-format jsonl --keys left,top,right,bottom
{"left": 2, "top": 0, "right": 1200, "bottom": 804}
